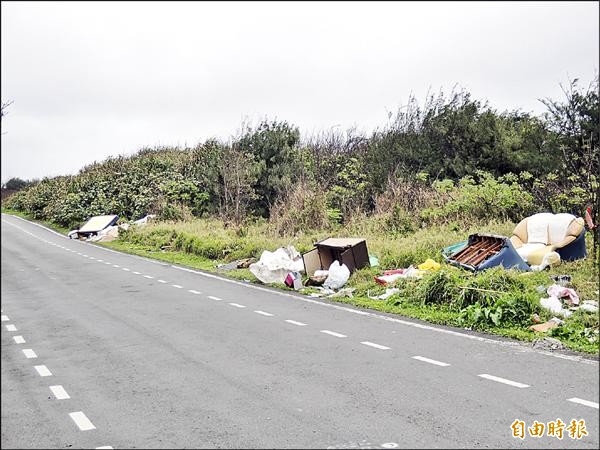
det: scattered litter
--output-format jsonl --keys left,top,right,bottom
{"left": 249, "top": 246, "right": 305, "bottom": 284}
{"left": 551, "top": 274, "right": 572, "bottom": 286}
{"left": 217, "top": 260, "right": 240, "bottom": 271}
{"left": 540, "top": 296, "right": 572, "bottom": 318}
{"left": 323, "top": 261, "right": 350, "bottom": 290}
{"left": 531, "top": 313, "right": 542, "bottom": 323}
{"left": 374, "top": 266, "right": 424, "bottom": 285}
{"left": 368, "top": 288, "right": 400, "bottom": 300}
{"left": 305, "top": 275, "right": 327, "bottom": 287}
{"left": 217, "top": 257, "right": 257, "bottom": 271}
{"left": 327, "top": 288, "right": 355, "bottom": 298}
{"left": 132, "top": 214, "right": 156, "bottom": 227}
{"left": 417, "top": 259, "right": 441, "bottom": 271}
{"left": 547, "top": 284, "right": 579, "bottom": 305}
{"left": 529, "top": 317, "right": 563, "bottom": 333}
{"left": 580, "top": 301, "right": 599, "bottom": 313}
{"left": 284, "top": 271, "right": 303, "bottom": 290}
{"left": 369, "top": 255, "right": 380, "bottom": 267}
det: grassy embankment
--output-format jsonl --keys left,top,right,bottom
{"left": 2, "top": 208, "right": 597, "bottom": 354}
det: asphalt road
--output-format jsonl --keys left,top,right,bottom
{"left": 1, "top": 213, "right": 598, "bottom": 449}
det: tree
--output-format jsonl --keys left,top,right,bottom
{"left": 540, "top": 76, "right": 600, "bottom": 258}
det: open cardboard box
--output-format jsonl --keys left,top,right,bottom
{"left": 302, "top": 237, "right": 370, "bottom": 277}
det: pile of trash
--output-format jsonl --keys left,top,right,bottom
{"left": 69, "top": 214, "right": 156, "bottom": 243}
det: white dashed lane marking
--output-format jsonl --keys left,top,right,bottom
{"left": 1, "top": 315, "right": 9, "bottom": 321}
{"left": 412, "top": 356, "right": 450, "bottom": 367}
{"left": 96, "top": 446, "right": 113, "bottom": 449}
{"left": 133, "top": 271, "right": 141, "bottom": 275}
{"left": 34, "top": 365, "right": 53, "bottom": 377}
{"left": 96, "top": 259, "right": 103, "bottom": 262}
{"left": 104, "top": 262, "right": 111, "bottom": 265}
{"left": 229, "top": 303, "right": 246, "bottom": 308}
{"left": 112, "top": 265, "right": 120, "bottom": 268}
{"left": 208, "top": 296, "right": 222, "bottom": 301}
{"left": 360, "top": 341, "right": 390, "bottom": 350}
{"left": 320, "top": 330, "right": 347, "bottom": 338}
{"left": 122, "top": 268, "right": 130, "bottom": 271}
{"left": 143, "top": 275, "right": 154, "bottom": 279}
{"left": 22, "top": 349, "right": 37, "bottom": 358}
{"left": 6, "top": 324, "right": 17, "bottom": 331}
{"left": 254, "top": 310, "right": 274, "bottom": 317}
{"left": 567, "top": 397, "right": 599, "bottom": 409}
{"left": 478, "top": 374, "right": 529, "bottom": 388}
{"left": 285, "top": 320, "right": 307, "bottom": 326}
{"left": 69, "top": 411, "right": 96, "bottom": 431}
{"left": 188, "top": 290, "right": 201, "bottom": 295}
{"left": 172, "top": 284, "right": 183, "bottom": 289}
{"left": 13, "top": 335, "right": 26, "bottom": 344}
{"left": 49, "top": 385, "right": 70, "bottom": 400}
{"left": 158, "top": 280, "right": 167, "bottom": 283}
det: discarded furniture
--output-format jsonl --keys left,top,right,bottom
{"left": 444, "top": 233, "right": 529, "bottom": 271}
{"left": 302, "top": 238, "right": 370, "bottom": 277}
{"left": 510, "top": 213, "right": 586, "bottom": 265}
{"left": 69, "top": 215, "right": 119, "bottom": 240}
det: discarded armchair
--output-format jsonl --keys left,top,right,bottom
{"left": 509, "top": 213, "right": 587, "bottom": 266}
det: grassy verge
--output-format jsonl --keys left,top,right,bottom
{"left": 3, "top": 211, "right": 598, "bottom": 355}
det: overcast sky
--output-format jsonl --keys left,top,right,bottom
{"left": 1, "top": 1, "right": 598, "bottom": 182}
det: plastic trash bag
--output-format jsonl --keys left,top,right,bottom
{"left": 323, "top": 261, "right": 350, "bottom": 290}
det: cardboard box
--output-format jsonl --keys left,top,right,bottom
{"left": 302, "top": 237, "right": 370, "bottom": 277}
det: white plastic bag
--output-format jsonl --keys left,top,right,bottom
{"left": 323, "top": 261, "right": 350, "bottom": 290}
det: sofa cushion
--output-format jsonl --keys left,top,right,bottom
{"left": 548, "top": 213, "right": 576, "bottom": 244}
{"left": 526, "top": 213, "right": 553, "bottom": 245}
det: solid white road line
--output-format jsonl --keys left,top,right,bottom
{"left": 188, "top": 290, "right": 201, "bottom": 294}
{"left": 6, "top": 324, "right": 17, "bottom": 331}
{"left": 208, "top": 296, "right": 222, "bottom": 301}
{"left": 567, "top": 397, "right": 599, "bottom": 409}
{"left": 285, "top": 320, "right": 307, "bottom": 326}
{"left": 478, "top": 374, "right": 529, "bottom": 388}
{"left": 360, "top": 341, "right": 390, "bottom": 350}
{"left": 254, "top": 310, "right": 274, "bottom": 317}
{"left": 412, "top": 356, "right": 450, "bottom": 367}
{"left": 320, "top": 330, "right": 347, "bottom": 338}
{"left": 13, "top": 335, "right": 26, "bottom": 344}
{"left": 158, "top": 279, "right": 167, "bottom": 283}
{"left": 69, "top": 411, "right": 96, "bottom": 431}
{"left": 22, "top": 349, "right": 37, "bottom": 358}
{"left": 34, "top": 365, "right": 53, "bottom": 377}
{"left": 229, "top": 302, "right": 246, "bottom": 308}
{"left": 144, "top": 275, "right": 154, "bottom": 279}
{"left": 172, "top": 284, "right": 183, "bottom": 289}
{"left": 1, "top": 315, "right": 9, "bottom": 321}
{"left": 49, "top": 385, "right": 71, "bottom": 400}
